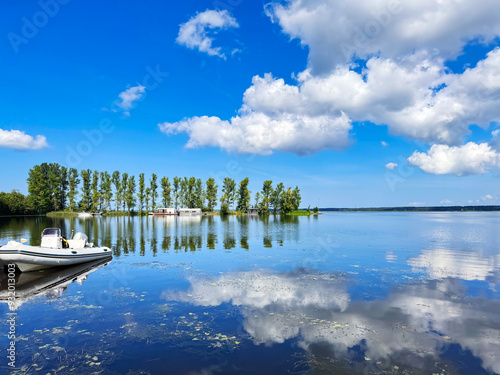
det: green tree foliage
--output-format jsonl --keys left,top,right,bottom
{"left": 195, "top": 178, "right": 204, "bottom": 209}
{"left": 261, "top": 180, "right": 273, "bottom": 210}
{"left": 221, "top": 177, "right": 236, "bottom": 211}
{"left": 125, "top": 175, "right": 136, "bottom": 212}
{"left": 48, "top": 164, "right": 63, "bottom": 211}
{"left": 313, "top": 206, "right": 319, "bottom": 213}
{"left": 150, "top": 173, "right": 158, "bottom": 210}
{"left": 121, "top": 173, "right": 129, "bottom": 211}
{"left": 258, "top": 180, "right": 273, "bottom": 214}
{"left": 68, "top": 168, "right": 79, "bottom": 211}
{"left": 180, "top": 177, "right": 197, "bottom": 208}
{"left": 13, "top": 164, "right": 305, "bottom": 216}
{"left": 101, "top": 171, "right": 113, "bottom": 211}
{"left": 292, "top": 186, "right": 301, "bottom": 210}
{"left": 27, "top": 163, "right": 51, "bottom": 213}
{"left": 27, "top": 163, "right": 68, "bottom": 213}
{"left": 236, "top": 177, "right": 251, "bottom": 212}
{"left": 0, "top": 190, "right": 33, "bottom": 215}
{"left": 161, "top": 177, "right": 172, "bottom": 207}
{"left": 279, "top": 187, "right": 294, "bottom": 214}
{"left": 91, "top": 170, "right": 101, "bottom": 212}
{"left": 173, "top": 177, "right": 180, "bottom": 209}
{"left": 111, "top": 171, "right": 121, "bottom": 211}
{"left": 180, "top": 177, "right": 188, "bottom": 207}
{"left": 271, "top": 182, "right": 284, "bottom": 214}
{"left": 59, "top": 166, "right": 69, "bottom": 210}
{"left": 80, "top": 169, "right": 92, "bottom": 211}
{"left": 205, "top": 178, "right": 218, "bottom": 212}
{"left": 145, "top": 187, "right": 151, "bottom": 211}
{"left": 138, "top": 173, "right": 145, "bottom": 213}
{"left": 254, "top": 192, "right": 261, "bottom": 208}
{"left": 219, "top": 202, "right": 229, "bottom": 215}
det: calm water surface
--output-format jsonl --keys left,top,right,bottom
{"left": 1, "top": 213, "right": 500, "bottom": 374}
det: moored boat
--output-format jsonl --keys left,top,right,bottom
{"left": 0, "top": 257, "right": 111, "bottom": 310}
{"left": 152, "top": 207, "right": 177, "bottom": 216}
{"left": 0, "top": 228, "right": 112, "bottom": 272}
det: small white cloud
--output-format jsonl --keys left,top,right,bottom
{"left": 381, "top": 141, "right": 388, "bottom": 147}
{"left": 440, "top": 199, "right": 452, "bottom": 205}
{"left": 0, "top": 129, "right": 48, "bottom": 150}
{"left": 481, "top": 194, "right": 494, "bottom": 201}
{"left": 385, "top": 162, "right": 398, "bottom": 170}
{"left": 408, "top": 202, "right": 426, "bottom": 207}
{"left": 176, "top": 10, "right": 239, "bottom": 59}
{"left": 115, "top": 85, "right": 145, "bottom": 116}
{"left": 408, "top": 142, "right": 500, "bottom": 176}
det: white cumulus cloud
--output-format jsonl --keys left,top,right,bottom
{"left": 0, "top": 129, "right": 48, "bottom": 150}
{"left": 115, "top": 84, "right": 145, "bottom": 116}
{"left": 385, "top": 162, "right": 398, "bottom": 170}
{"left": 162, "top": 1, "right": 500, "bottom": 158}
{"left": 266, "top": 0, "right": 500, "bottom": 74}
{"left": 408, "top": 142, "right": 500, "bottom": 176}
{"left": 176, "top": 10, "right": 239, "bottom": 59}
{"left": 159, "top": 111, "right": 352, "bottom": 156}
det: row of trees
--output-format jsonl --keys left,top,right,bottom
{"left": 1, "top": 163, "right": 302, "bottom": 215}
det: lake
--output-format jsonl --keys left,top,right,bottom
{"left": 1, "top": 213, "right": 500, "bottom": 375}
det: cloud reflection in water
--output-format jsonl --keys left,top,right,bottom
{"left": 164, "top": 268, "right": 500, "bottom": 374}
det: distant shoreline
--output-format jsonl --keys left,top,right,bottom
{"left": 316, "top": 206, "right": 500, "bottom": 212}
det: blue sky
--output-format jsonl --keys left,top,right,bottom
{"left": 1, "top": 0, "right": 500, "bottom": 207}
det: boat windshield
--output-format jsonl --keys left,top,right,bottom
{"left": 42, "top": 228, "right": 61, "bottom": 237}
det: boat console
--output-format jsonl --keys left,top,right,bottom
{"left": 40, "top": 228, "right": 62, "bottom": 249}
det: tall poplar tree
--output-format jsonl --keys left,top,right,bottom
{"left": 68, "top": 168, "right": 80, "bottom": 211}
{"left": 91, "top": 170, "right": 100, "bottom": 212}
{"left": 271, "top": 182, "right": 284, "bottom": 214}
{"left": 138, "top": 173, "right": 145, "bottom": 213}
{"left": 173, "top": 177, "right": 180, "bottom": 209}
{"left": 221, "top": 177, "right": 236, "bottom": 211}
{"left": 161, "top": 177, "right": 171, "bottom": 207}
{"left": 80, "top": 169, "right": 92, "bottom": 211}
{"left": 150, "top": 173, "right": 158, "bottom": 210}
{"left": 236, "top": 177, "right": 251, "bottom": 212}
{"left": 194, "top": 178, "right": 204, "bottom": 209}
{"left": 111, "top": 171, "right": 121, "bottom": 211}
{"left": 121, "top": 173, "right": 129, "bottom": 211}
{"left": 205, "top": 178, "right": 218, "bottom": 212}
{"left": 101, "top": 171, "right": 113, "bottom": 211}
{"left": 125, "top": 175, "right": 136, "bottom": 212}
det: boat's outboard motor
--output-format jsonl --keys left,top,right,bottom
{"left": 71, "top": 232, "right": 89, "bottom": 248}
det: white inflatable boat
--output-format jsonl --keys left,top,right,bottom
{"left": 0, "top": 228, "right": 112, "bottom": 272}
{"left": 0, "top": 257, "right": 111, "bottom": 310}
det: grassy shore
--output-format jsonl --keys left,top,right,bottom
{"left": 46, "top": 210, "right": 319, "bottom": 218}
{"left": 46, "top": 211, "right": 78, "bottom": 218}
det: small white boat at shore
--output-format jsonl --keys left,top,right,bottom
{"left": 78, "top": 212, "right": 101, "bottom": 218}
{"left": 0, "top": 228, "right": 112, "bottom": 272}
